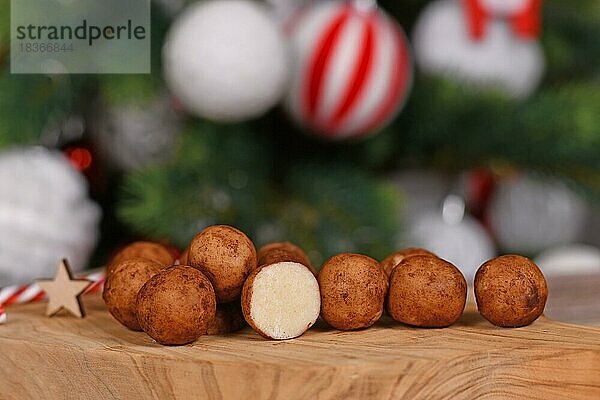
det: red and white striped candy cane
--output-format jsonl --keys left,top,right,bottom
{"left": 0, "top": 268, "right": 106, "bottom": 308}
{"left": 0, "top": 304, "right": 6, "bottom": 324}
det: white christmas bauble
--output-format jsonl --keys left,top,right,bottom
{"left": 163, "top": 0, "right": 289, "bottom": 122}
{"left": 412, "top": 0, "right": 544, "bottom": 98}
{"left": 489, "top": 174, "right": 587, "bottom": 254}
{"left": 480, "top": 0, "right": 531, "bottom": 15}
{"left": 94, "top": 94, "right": 182, "bottom": 171}
{"left": 408, "top": 195, "right": 496, "bottom": 283}
{"left": 535, "top": 244, "right": 600, "bottom": 276}
{"left": 387, "top": 169, "right": 455, "bottom": 224}
{"left": 285, "top": 1, "right": 413, "bottom": 139}
{"left": 0, "top": 148, "right": 101, "bottom": 286}
{"left": 267, "top": 0, "right": 311, "bottom": 21}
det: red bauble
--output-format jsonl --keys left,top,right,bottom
{"left": 464, "top": 0, "right": 542, "bottom": 40}
{"left": 285, "top": 1, "right": 412, "bottom": 140}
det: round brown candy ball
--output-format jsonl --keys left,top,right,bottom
{"left": 136, "top": 266, "right": 217, "bottom": 345}
{"left": 205, "top": 302, "right": 246, "bottom": 335}
{"left": 475, "top": 255, "right": 548, "bottom": 327}
{"left": 178, "top": 246, "right": 190, "bottom": 266}
{"left": 387, "top": 255, "right": 467, "bottom": 327}
{"left": 188, "top": 225, "right": 257, "bottom": 303}
{"left": 257, "top": 242, "right": 317, "bottom": 275}
{"left": 381, "top": 248, "right": 437, "bottom": 278}
{"left": 318, "top": 253, "right": 388, "bottom": 331}
{"left": 108, "top": 241, "right": 176, "bottom": 275}
{"left": 102, "top": 258, "right": 163, "bottom": 331}
{"left": 258, "top": 242, "right": 310, "bottom": 267}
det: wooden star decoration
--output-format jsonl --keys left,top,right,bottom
{"left": 36, "top": 259, "right": 92, "bottom": 318}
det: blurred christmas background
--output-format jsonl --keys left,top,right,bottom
{"left": 0, "top": 0, "right": 599, "bottom": 289}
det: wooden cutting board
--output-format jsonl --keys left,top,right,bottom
{"left": 0, "top": 294, "right": 599, "bottom": 400}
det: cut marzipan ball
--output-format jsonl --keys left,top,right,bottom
{"left": 242, "top": 262, "right": 320, "bottom": 340}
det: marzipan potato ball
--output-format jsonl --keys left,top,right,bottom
{"left": 242, "top": 261, "right": 320, "bottom": 340}
{"left": 108, "top": 241, "right": 176, "bottom": 275}
{"left": 206, "top": 302, "right": 246, "bottom": 335}
{"left": 189, "top": 225, "right": 257, "bottom": 303}
{"left": 258, "top": 242, "right": 311, "bottom": 267}
{"left": 318, "top": 253, "right": 388, "bottom": 331}
{"left": 102, "top": 258, "right": 163, "bottom": 331}
{"left": 475, "top": 255, "right": 548, "bottom": 327}
{"left": 178, "top": 246, "right": 190, "bottom": 266}
{"left": 381, "top": 247, "right": 437, "bottom": 277}
{"left": 136, "top": 266, "right": 217, "bottom": 345}
{"left": 387, "top": 255, "right": 467, "bottom": 327}
{"left": 257, "top": 241, "right": 317, "bottom": 275}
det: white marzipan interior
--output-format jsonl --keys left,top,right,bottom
{"left": 249, "top": 262, "right": 321, "bottom": 340}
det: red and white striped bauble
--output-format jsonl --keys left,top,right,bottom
{"left": 285, "top": 1, "right": 412, "bottom": 140}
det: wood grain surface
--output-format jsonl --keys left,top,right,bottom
{"left": 0, "top": 294, "right": 599, "bottom": 400}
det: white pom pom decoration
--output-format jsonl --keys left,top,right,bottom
{"left": 163, "top": 0, "right": 290, "bottom": 122}
{"left": 412, "top": 0, "right": 545, "bottom": 98}
{"left": 0, "top": 148, "right": 101, "bottom": 286}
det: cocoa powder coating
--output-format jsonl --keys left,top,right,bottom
{"left": 381, "top": 247, "right": 437, "bottom": 278}
{"left": 102, "top": 258, "right": 163, "bottom": 331}
{"left": 107, "top": 241, "right": 175, "bottom": 276}
{"left": 136, "top": 266, "right": 217, "bottom": 345}
{"left": 387, "top": 255, "right": 467, "bottom": 327}
{"left": 475, "top": 255, "right": 548, "bottom": 327}
{"left": 318, "top": 253, "right": 388, "bottom": 331}
{"left": 188, "top": 225, "right": 257, "bottom": 303}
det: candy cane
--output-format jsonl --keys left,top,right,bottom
{"left": 0, "top": 304, "right": 6, "bottom": 324}
{"left": 0, "top": 268, "right": 106, "bottom": 308}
